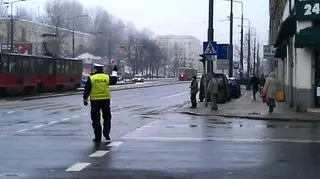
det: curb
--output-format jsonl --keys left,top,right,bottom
{"left": 20, "top": 81, "right": 189, "bottom": 101}
{"left": 178, "top": 111, "right": 320, "bottom": 123}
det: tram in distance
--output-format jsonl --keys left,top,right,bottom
{"left": 0, "top": 53, "right": 82, "bottom": 95}
{"left": 178, "top": 67, "right": 197, "bottom": 81}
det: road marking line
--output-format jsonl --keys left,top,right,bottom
{"left": 89, "top": 150, "right": 109, "bottom": 158}
{"left": 123, "top": 136, "right": 201, "bottom": 141}
{"left": 73, "top": 115, "right": 80, "bottom": 118}
{"left": 49, "top": 121, "right": 58, "bottom": 125}
{"left": 107, "top": 141, "right": 123, "bottom": 147}
{"left": 122, "top": 136, "right": 320, "bottom": 144}
{"left": 16, "top": 129, "right": 29, "bottom": 133}
{"left": 160, "top": 92, "right": 188, "bottom": 99}
{"left": 7, "top": 111, "right": 15, "bottom": 114}
{"left": 65, "top": 163, "right": 91, "bottom": 172}
{"left": 82, "top": 113, "right": 87, "bottom": 115}
{"left": 34, "top": 124, "right": 45, "bottom": 129}
{"left": 62, "top": 117, "right": 71, "bottom": 122}
{"left": 234, "top": 91, "right": 248, "bottom": 103}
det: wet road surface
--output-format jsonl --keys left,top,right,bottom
{"left": 1, "top": 83, "right": 320, "bottom": 178}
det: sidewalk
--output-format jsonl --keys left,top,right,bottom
{"left": 180, "top": 90, "right": 320, "bottom": 122}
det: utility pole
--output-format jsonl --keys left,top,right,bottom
{"left": 240, "top": 12, "right": 244, "bottom": 81}
{"left": 257, "top": 42, "right": 260, "bottom": 76}
{"left": 55, "top": 19, "right": 59, "bottom": 57}
{"left": 246, "top": 29, "right": 251, "bottom": 90}
{"left": 253, "top": 35, "right": 256, "bottom": 75}
{"left": 10, "top": 3, "right": 13, "bottom": 52}
{"left": 4, "top": 0, "right": 27, "bottom": 53}
{"left": 72, "top": 28, "right": 75, "bottom": 58}
{"left": 229, "top": 0, "right": 234, "bottom": 77}
{"left": 207, "top": 0, "right": 214, "bottom": 73}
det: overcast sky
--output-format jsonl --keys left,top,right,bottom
{"left": 25, "top": 0, "right": 269, "bottom": 48}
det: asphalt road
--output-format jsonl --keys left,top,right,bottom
{"left": 1, "top": 83, "right": 320, "bottom": 178}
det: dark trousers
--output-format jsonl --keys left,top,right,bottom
{"left": 252, "top": 88, "right": 258, "bottom": 100}
{"left": 190, "top": 93, "right": 197, "bottom": 108}
{"left": 90, "top": 99, "right": 111, "bottom": 140}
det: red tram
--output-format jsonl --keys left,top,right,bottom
{"left": 0, "top": 53, "right": 82, "bottom": 95}
{"left": 178, "top": 67, "right": 197, "bottom": 81}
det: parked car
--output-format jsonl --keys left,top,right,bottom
{"left": 132, "top": 75, "right": 144, "bottom": 82}
{"left": 199, "top": 73, "right": 231, "bottom": 103}
{"left": 228, "top": 77, "right": 241, "bottom": 98}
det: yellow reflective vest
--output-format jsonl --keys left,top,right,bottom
{"left": 89, "top": 73, "right": 110, "bottom": 100}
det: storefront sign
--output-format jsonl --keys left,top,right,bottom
{"left": 296, "top": 0, "right": 320, "bottom": 21}
{"left": 263, "top": 45, "right": 275, "bottom": 59}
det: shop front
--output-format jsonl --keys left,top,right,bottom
{"left": 294, "top": 0, "right": 320, "bottom": 110}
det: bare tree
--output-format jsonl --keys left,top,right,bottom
{"left": 170, "top": 43, "right": 185, "bottom": 77}
{"left": 15, "top": 5, "right": 33, "bottom": 21}
{"left": 0, "top": 0, "right": 9, "bottom": 18}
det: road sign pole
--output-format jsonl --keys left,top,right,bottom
{"left": 207, "top": 0, "right": 214, "bottom": 73}
{"left": 229, "top": 0, "right": 234, "bottom": 77}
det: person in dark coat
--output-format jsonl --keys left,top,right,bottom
{"left": 249, "top": 74, "right": 260, "bottom": 100}
{"left": 259, "top": 74, "right": 266, "bottom": 95}
{"left": 189, "top": 76, "right": 199, "bottom": 108}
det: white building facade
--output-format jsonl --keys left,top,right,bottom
{"left": 0, "top": 18, "right": 94, "bottom": 57}
{"left": 270, "top": 0, "right": 320, "bottom": 111}
{"left": 157, "top": 35, "right": 202, "bottom": 74}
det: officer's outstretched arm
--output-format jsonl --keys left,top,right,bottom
{"left": 109, "top": 66, "right": 118, "bottom": 86}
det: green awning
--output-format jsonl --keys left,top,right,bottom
{"left": 295, "top": 27, "right": 320, "bottom": 48}
{"left": 274, "top": 44, "right": 287, "bottom": 59}
{"left": 274, "top": 15, "right": 296, "bottom": 47}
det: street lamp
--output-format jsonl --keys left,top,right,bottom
{"left": 4, "top": 0, "right": 27, "bottom": 53}
{"left": 225, "top": 0, "right": 243, "bottom": 80}
{"left": 221, "top": 0, "right": 234, "bottom": 77}
{"left": 66, "top": 14, "right": 88, "bottom": 58}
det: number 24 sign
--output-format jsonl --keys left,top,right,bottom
{"left": 296, "top": 0, "right": 320, "bottom": 21}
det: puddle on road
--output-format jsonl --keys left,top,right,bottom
{"left": 46, "top": 111, "right": 61, "bottom": 115}
{"left": 0, "top": 173, "right": 28, "bottom": 178}
{"left": 266, "top": 124, "right": 277, "bottom": 128}
{"left": 16, "top": 120, "right": 29, "bottom": 124}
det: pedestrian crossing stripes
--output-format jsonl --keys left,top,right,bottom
{"left": 66, "top": 141, "right": 124, "bottom": 172}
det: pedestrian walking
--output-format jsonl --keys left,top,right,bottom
{"left": 206, "top": 73, "right": 219, "bottom": 111}
{"left": 259, "top": 74, "right": 266, "bottom": 95}
{"left": 262, "top": 72, "right": 280, "bottom": 113}
{"left": 249, "top": 74, "right": 260, "bottom": 100}
{"left": 189, "top": 75, "right": 199, "bottom": 108}
{"left": 83, "top": 63, "right": 118, "bottom": 143}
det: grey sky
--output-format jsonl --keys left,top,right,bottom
{"left": 80, "top": 0, "right": 269, "bottom": 46}
{"left": 21, "top": 0, "right": 269, "bottom": 47}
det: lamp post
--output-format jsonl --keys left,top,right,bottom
{"left": 228, "top": 0, "right": 234, "bottom": 77}
{"left": 226, "top": 0, "right": 243, "bottom": 80}
{"left": 66, "top": 15, "right": 88, "bottom": 58}
{"left": 206, "top": 0, "right": 214, "bottom": 74}
{"left": 4, "top": 0, "right": 27, "bottom": 53}
{"left": 242, "top": 25, "right": 257, "bottom": 90}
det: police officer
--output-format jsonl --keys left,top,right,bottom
{"left": 83, "top": 63, "right": 118, "bottom": 143}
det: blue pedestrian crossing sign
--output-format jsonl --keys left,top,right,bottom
{"left": 203, "top": 41, "right": 217, "bottom": 55}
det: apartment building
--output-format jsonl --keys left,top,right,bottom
{"left": 157, "top": 35, "right": 202, "bottom": 74}
{"left": 0, "top": 18, "right": 94, "bottom": 57}
{"left": 270, "top": 0, "right": 320, "bottom": 111}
